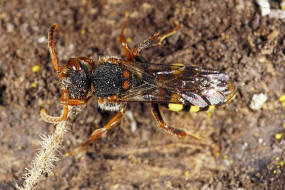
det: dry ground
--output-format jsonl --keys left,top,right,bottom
{"left": 0, "top": 0, "right": 284, "bottom": 189}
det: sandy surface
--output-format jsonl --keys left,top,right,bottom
{"left": 0, "top": 0, "right": 284, "bottom": 189}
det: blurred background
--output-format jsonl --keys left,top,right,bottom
{"left": 0, "top": 0, "right": 284, "bottom": 189}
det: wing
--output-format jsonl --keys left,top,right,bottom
{"left": 119, "top": 61, "right": 236, "bottom": 108}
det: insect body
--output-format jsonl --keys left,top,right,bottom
{"left": 41, "top": 21, "right": 236, "bottom": 156}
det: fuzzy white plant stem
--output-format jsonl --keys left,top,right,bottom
{"left": 20, "top": 121, "right": 68, "bottom": 190}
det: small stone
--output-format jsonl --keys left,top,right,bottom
{"left": 250, "top": 93, "right": 268, "bottom": 110}
{"left": 257, "top": 0, "right": 271, "bottom": 16}
{"left": 38, "top": 36, "right": 47, "bottom": 43}
{"left": 6, "top": 23, "right": 15, "bottom": 32}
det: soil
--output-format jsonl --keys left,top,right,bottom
{"left": 0, "top": 0, "right": 285, "bottom": 190}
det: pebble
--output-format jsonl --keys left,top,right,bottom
{"left": 250, "top": 93, "right": 268, "bottom": 110}
{"left": 6, "top": 23, "right": 15, "bottom": 32}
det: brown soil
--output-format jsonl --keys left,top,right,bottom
{"left": 0, "top": 0, "right": 285, "bottom": 189}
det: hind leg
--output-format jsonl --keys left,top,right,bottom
{"left": 65, "top": 105, "right": 127, "bottom": 157}
{"left": 151, "top": 103, "right": 202, "bottom": 139}
{"left": 151, "top": 103, "right": 220, "bottom": 155}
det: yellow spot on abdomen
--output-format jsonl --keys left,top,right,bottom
{"left": 275, "top": 133, "right": 283, "bottom": 140}
{"left": 207, "top": 105, "right": 215, "bottom": 112}
{"left": 189, "top": 106, "right": 200, "bottom": 113}
{"left": 279, "top": 95, "right": 285, "bottom": 102}
{"left": 280, "top": 95, "right": 285, "bottom": 109}
{"left": 171, "top": 63, "right": 185, "bottom": 75}
{"left": 207, "top": 105, "right": 215, "bottom": 117}
{"left": 169, "top": 103, "right": 183, "bottom": 112}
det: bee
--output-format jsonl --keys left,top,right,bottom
{"left": 41, "top": 20, "right": 236, "bottom": 156}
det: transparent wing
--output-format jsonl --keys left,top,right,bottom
{"left": 119, "top": 61, "right": 236, "bottom": 107}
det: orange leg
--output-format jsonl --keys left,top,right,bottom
{"left": 151, "top": 103, "right": 220, "bottom": 155}
{"left": 119, "top": 14, "right": 180, "bottom": 61}
{"left": 151, "top": 103, "right": 206, "bottom": 141}
{"left": 132, "top": 24, "right": 180, "bottom": 58}
{"left": 40, "top": 104, "right": 69, "bottom": 123}
{"left": 65, "top": 106, "right": 127, "bottom": 157}
{"left": 151, "top": 103, "right": 188, "bottom": 138}
{"left": 119, "top": 13, "right": 135, "bottom": 61}
{"left": 41, "top": 90, "right": 88, "bottom": 123}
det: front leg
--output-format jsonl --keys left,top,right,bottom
{"left": 132, "top": 24, "right": 180, "bottom": 58}
{"left": 40, "top": 89, "right": 89, "bottom": 123}
{"left": 40, "top": 104, "right": 69, "bottom": 124}
{"left": 65, "top": 105, "right": 127, "bottom": 157}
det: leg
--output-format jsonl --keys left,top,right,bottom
{"left": 151, "top": 103, "right": 204, "bottom": 140}
{"left": 151, "top": 103, "right": 220, "bottom": 155}
{"left": 119, "top": 13, "right": 180, "bottom": 61}
{"left": 65, "top": 106, "right": 127, "bottom": 157}
{"left": 132, "top": 24, "right": 180, "bottom": 58}
{"left": 40, "top": 104, "right": 69, "bottom": 123}
{"left": 40, "top": 90, "right": 88, "bottom": 123}
{"left": 119, "top": 12, "right": 135, "bottom": 61}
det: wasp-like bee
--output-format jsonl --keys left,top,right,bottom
{"left": 41, "top": 21, "right": 235, "bottom": 156}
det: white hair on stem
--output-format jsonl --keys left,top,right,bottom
{"left": 17, "top": 104, "right": 85, "bottom": 190}
{"left": 17, "top": 120, "right": 68, "bottom": 190}
{"left": 16, "top": 105, "right": 86, "bottom": 190}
